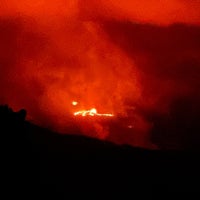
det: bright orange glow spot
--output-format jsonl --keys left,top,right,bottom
{"left": 72, "top": 101, "right": 78, "bottom": 106}
{"left": 74, "top": 108, "right": 114, "bottom": 117}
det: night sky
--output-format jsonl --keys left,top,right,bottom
{"left": 0, "top": 0, "right": 200, "bottom": 149}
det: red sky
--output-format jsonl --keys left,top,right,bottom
{"left": 1, "top": 0, "right": 200, "bottom": 24}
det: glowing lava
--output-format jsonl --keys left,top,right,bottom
{"left": 74, "top": 108, "right": 114, "bottom": 117}
{"left": 72, "top": 101, "right": 78, "bottom": 106}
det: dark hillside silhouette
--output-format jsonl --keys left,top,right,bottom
{"left": 1, "top": 105, "right": 200, "bottom": 196}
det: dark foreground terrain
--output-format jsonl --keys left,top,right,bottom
{"left": 1, "top": 105, "right": 200, "bottom": 197}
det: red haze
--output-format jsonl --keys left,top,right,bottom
{"left": 0, "top": 1, "right": 200, "bottom": 149}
